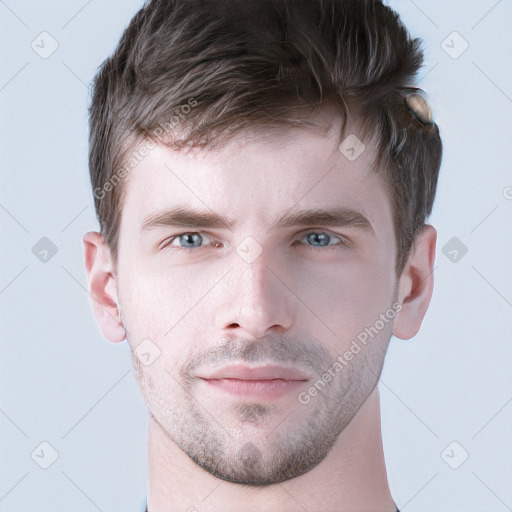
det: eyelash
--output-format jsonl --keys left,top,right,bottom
{"left": 160, "top": 231, "right": 349, "bottom": 251}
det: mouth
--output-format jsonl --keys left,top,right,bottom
{"left": 197, "top": 363, "right": 311, "bottom": 400}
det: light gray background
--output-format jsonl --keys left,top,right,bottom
{"left": 1, "top": 1, "right": 511, "bottom": 511}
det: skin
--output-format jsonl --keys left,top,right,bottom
{"left": 83, "top": 110, "right": 436, "bottom": 512}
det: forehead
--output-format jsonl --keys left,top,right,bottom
{"left": 119, "top": 118, "right": 391, "bottom": 237}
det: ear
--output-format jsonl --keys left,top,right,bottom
{"left": 393, "top": 224, "right": 437, "bottom": 340}
{"left": 83, "top": 231, "right": 126, "bottom": 343}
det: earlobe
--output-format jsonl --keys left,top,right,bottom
{"left": 392, "top": 224, "right": 437, "bottom": 340}
{"left": 83, "top": 231, "right": 126, "bottom": 343}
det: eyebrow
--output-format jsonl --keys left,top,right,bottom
{"left": 141, "top": 205, "right": 373, "bottom": 233}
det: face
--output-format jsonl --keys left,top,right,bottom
{"left": 115, "top": 116, "right": 399, "bottom": 485}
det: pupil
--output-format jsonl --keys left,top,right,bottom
{"left": 309, "top": 233, "right": 328, "bottom": 246}
{"left": 183, "top": 233, "right": 200, "bottom": 247}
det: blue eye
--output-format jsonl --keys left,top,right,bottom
{"left": 161, "top": 231, "right": 346, "bottom": 251}
{"left": 302, "top": 231, "right": 344, "bottom": 248}
{"left": 167, "top": 232, "right": 212, "bottom": 249}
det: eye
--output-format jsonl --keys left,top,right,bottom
{"left": 162, "top": 232, "right": 216, "bottom": 250}
{"left": 299, "top": 231, "right": 347, "bottom": 249}
{"left": 160, "top": 231, "right": 347, "bottom": 252}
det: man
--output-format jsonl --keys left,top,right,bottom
{"left": 83, "top": 0, "right": 442, "bottom": 510}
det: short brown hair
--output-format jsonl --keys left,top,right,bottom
{"left": 88, "top": 0, "right": 442, "bottom": 276}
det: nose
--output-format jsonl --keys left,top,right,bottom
{"left": 214, "top": 249, "right": 296, "bottom": 340}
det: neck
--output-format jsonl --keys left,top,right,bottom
{"left": 147, "top": 385, "right": 396, "bottom": 512}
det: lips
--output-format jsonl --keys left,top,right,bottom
{"left": 197, "top": 363, "right": 311, "bottom": 400}
{"left": 197, "top": 363, "right": 311, "bottom": 381}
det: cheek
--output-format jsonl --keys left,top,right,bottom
{"left": 297, "top": 257, "right": 395, "bottom": 346}
{"left": 118, "top": 264, "right": 220, "bottom": 343}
